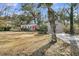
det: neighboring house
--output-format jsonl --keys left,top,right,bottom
{"left": 21, "top": 24, "right": 38, "bottom": 31}
{"left": 21, "top": 20, "right": 38, "bottom": 31}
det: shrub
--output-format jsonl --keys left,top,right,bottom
{"left": 0, "top": 27, "right": 4, "bottom": 31}
{"left": 74, "top": 25, "right": 79, "bottom": 34}
{"left": 63, "top": 25, "right": 70, "bottom": 33}
{"left": 10, "top": 27, "right": 21, "bottom": 32}
{"left": 37, "top": 24, "right": 48, "bottom": 34}
{"left": 0, "top": 26, "right": 11, "bottom": 31}
{"left": 4, "top": 27, "right": 11, "bottom": 31}
{"left": 63, "top": 24, "right": 79, "bottom": 34}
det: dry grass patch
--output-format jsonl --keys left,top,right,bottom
{"left": 45, "top": 39, "right": 71, "bottom": 56}
{"left": 0, "top": 32, "right": 51, "bottom": 56}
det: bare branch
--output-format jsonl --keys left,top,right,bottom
{"left": 64, "top": 8, "right": 70, "bottom": 15}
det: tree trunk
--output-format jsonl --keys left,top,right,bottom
{"left": 70, "top": 4, "right": 74, "bottom": 35}
{"left": 48, "top": 7, "right": 57, "bottom": 43}
{"left": 63, "top": 20, "right": 66, "bottom": 25}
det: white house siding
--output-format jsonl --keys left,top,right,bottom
{"left": 21, "top": 24, "right": 38, "bottom": 31}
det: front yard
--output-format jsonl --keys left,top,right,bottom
{"left": 0, "top": 32, "right": 79, "bottom": 56}
{"left": 0, "top": 32, "right": 51, "bottom": 56}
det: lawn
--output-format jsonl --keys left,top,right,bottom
{"left": 0, "top": 32, "right": 78, "bottom": 56}
{"left": 0, "top": 32, "right": 51, "bottom": 56}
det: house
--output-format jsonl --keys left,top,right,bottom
{"left": 21, "top": 24, "right": 38, "bottom": 31}
{"left": 20, "top": 20, "right": 38, "bottom": 31}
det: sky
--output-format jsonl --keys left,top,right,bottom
{"left": 40, "top": 3, "right": 69, "bottom": 20}
{"left": 0, "top": 3, "right": 69, "bottom": 15}
{"left": 0, "top": 3, "right": 71, "bottom": 21}
{"left": 0, "top": 3, "right": 22, "bottom": 16}
{"left": 0, "top": 3, "right": 78, "bottom": 18}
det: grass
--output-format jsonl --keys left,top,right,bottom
{"left": 45, "top": 39, "right": 72, "bottom": 56}
{"left": 0, "top": 32, "right": 79, "bottom": 56}
{"left": 45, "top": 38, "right": 79, "bottom": 56}
{"left": 0, "top": 32, "right": 51, "bottom": 56}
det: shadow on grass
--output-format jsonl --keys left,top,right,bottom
{"left": 31, "top": 40, "right": 56, "bottom": 56}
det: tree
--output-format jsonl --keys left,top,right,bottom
{"left": 18, "top": 14, "right": 33, "bottom": 24}
{"left": 62, "top": 3, "right": 78, "bottom": 35}
{"left": 38, "top": 3, "right": 57, "bottom": 43}
{"left": 36, "top": 12, "right": 42, "bottom": 25}
{"left": 48, "top": 6, "right": 57, "bottom": 43}
{"left": 70, "top": 3, "right": 78, "bottom": 35}
{"left": 21, "top": 3, "right": 37, "bottom": 24}
{"left": 11, "top": 14, "right": 20, "bottom": 28}
{"left": 57, "top": 8, "right": 67, "bottom": 25}
{"left": 70, "top": 3, "right": 74, "bottom": 35}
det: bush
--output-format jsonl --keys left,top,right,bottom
{"left": 74, "top": 27, "right": 79, "bottom": 34}
{"left": 63, "top": 24, "right": 79, "bottom": 34}
{"left": 63, "top": 25, "right": 70, "bottom": 33}
{"left": 0, "top": 27, "right": 4, "bottom": 31}
{"left": 37, "top": 24, "right": 48, "bottom": 34}
{"left": 4, "top": 27, "right": 11, "bottom": 31}
{"left": 10, "top": 27, "right": 21, "bottom": 32}
{"left": 0, "top": 27, "right": 11, "bottom": 31}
